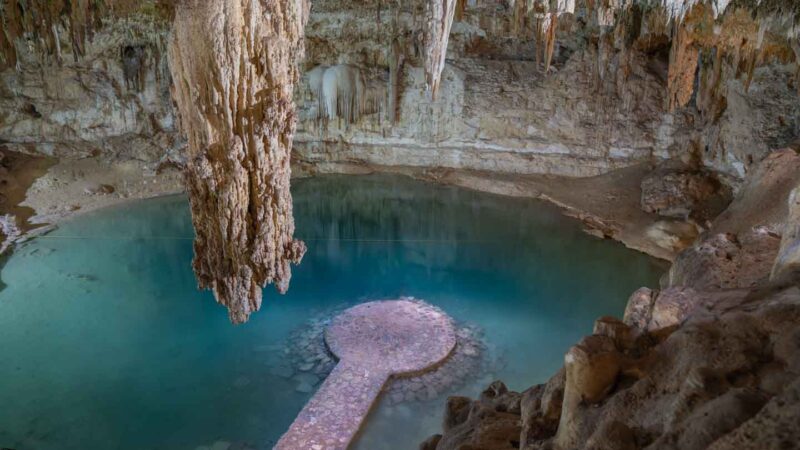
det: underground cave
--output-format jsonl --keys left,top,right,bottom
{"left": 0, "top": 1, "right": 799, "bottom": 450}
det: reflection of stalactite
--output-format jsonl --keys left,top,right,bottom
{"left": 169, "top": 0, "right": 308, "bottom": 324}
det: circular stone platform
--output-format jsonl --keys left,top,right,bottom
{"left": 325, "top": 299, "right": 457, "bottom": 376}
{"left": 276, "top": 299, "right": 457, "bottom": 450}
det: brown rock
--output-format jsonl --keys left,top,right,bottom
{"left": 540, "top": 367, "right": 566, "bottom": 422}
{"left": 771, "top": 185, "right": 800, "bottom": 283}
{"left": 593, "top": 316, "right": 633, "bottom": 350}
{"left": 650, "top": 388, "right": 768, "bottom": 450}
{"left": 666, "top": 229, "right": 781, "bottom": 290}
{"left": 641, "top": 168, "right": 725, "bottom": 220}
{"left": 563, "top": 335, "right": 622, "bottom": 405}
{"left": 585, "top": 420, "right": 637, "bottom": 450}
{"left": 648, "top": 287, "right": 703, "bottom": 331}
{"left": 443, "top": 396, "right": 472, "bottom": 432}
{"left": 623, "top": 287, "right": 657, "bottom": 331}
{"left": 645, "top": 220, "right": 700, "bottom": 253}
{"left": 419, "top": 434, "right": 441, "bottom": 450}
{"left": 435, "top": 402, "right": 521, "bottom": 450}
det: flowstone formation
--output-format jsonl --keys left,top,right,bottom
{"left": 168, "top": 0, "right": 308, "bottom": 323}
{"left": 276, "top": 299, "right": 456, "bottom": 449}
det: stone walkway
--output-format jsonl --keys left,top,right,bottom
{"left": 275, "top": 300, "right": 456, "bottom": 449}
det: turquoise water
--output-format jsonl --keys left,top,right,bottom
{"left": 0, "top": 174, "right": 665, "bottom": 450}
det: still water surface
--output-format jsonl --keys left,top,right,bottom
{"left": 0, "top": 175, "right": 665, "bottom": 449}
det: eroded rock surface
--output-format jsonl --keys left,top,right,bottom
{"left": 423, "top": 118, "right": 800, "bottom": 450}
{"left": 168, "top": 0, "right": 308, "bottom": 323}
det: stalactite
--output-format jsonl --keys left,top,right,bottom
{"left": 532, "top": 0, "right": 547, "bottom": 69}
{"left": 510, "top": 0, "right": 528, "bottom": 36}
{"left": 792, "top": 38, "right": 800, "bottom": 95}
{"left": 697, "top": 47, "right": 726, "bottom": 122}
{"left": 0, "top": 0, "right": 169, "bottom": 70}
{"left": 388, "top": 36, "right": 405, "bottom": 124}
{"left": 544, "top": 12, "right": 558, "bottom": 71}
{"left": 423, "top": 0, "right": 457, "bottom": 100}
{"left": 455, "top": 0, "right": 467, "bottom": 22}
{"left": 168, "top": 0, "right": 308, "bottom": 324}
{"left": 666, "top": 18, "right": 699, "bottom": 111}
{"left": 531, "top": 0, "right": 576, "bottom": 73}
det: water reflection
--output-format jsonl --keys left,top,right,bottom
{"left": 0, "top": 174, "right": 665, "bottom": 450}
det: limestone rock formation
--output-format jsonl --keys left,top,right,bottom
{"left": 422, "top": 117, "right": 800, "bottom": 450}
{"left": 640, "top": 165, "right": 729, "bottom": 221}
{"left": 771, "top": 185, "right": 800, "bottom": 283}
{"left": 422, "top": 0, "right": 457, "bottom": 100}
{"left": 168, "top": 0, "right": 308, "bottom": 323}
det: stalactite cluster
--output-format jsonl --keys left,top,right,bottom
{"left": 0, "top": 0, "right": 169, "bottom": 70}
{"left": 488, "top": 0, "right": 798, "bottom": 111}
{"left": 168, "top": 0, "right": 308, "bottom": 324}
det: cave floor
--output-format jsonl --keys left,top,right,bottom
{"left": 9, "top": 154, "right": 676, "bottom": 261}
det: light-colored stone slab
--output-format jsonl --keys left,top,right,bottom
{"left": 275, "top": 299, "right": 456, "bottom": 449}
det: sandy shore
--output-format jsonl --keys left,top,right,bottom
{"left": 4, "top": 154, "right": 683, "bottom": 262}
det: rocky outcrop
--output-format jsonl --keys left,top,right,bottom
{"left": 425, "top": 282, "right": 800, "bottom": 450}
{"left": 771, "top": 184, "right": 800, "bottom": 284}
{"left": 168, "top": 0, "right": 308, "bottom": 323}
{"left": 640, "top": 163, "right": 730, "bottom": 222}
{"left": 422, "top": 143, "right": 800, "bottom": 449}
{"left": 665, "top": 148, "right": 800, "bottom": 290}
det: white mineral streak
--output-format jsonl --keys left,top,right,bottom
{"left": 662, "top": 0, "right": 732, "bottom": 23}
{"left": 168, "top": 0, "right": 308, "bottom": 324}
{"left": 304, "top": 64, "right": 386, "bottom": 125}
{"left": 321, "top": 64, "right": 366, "bottom": 122}
{"left": 423, "top": 0, "right": 458, "bottom": 100}
{"left": 557, "top": 0, "right": 576, "bottom": 15}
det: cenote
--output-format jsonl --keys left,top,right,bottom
{"left": 0, "top": 175, "right": 665, "bottom": 450}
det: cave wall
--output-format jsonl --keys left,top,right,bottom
{"left": 0, "top": 6, "right": 181, "bottom": 169}
{"left": 0, "top": 0, "right": 797, "bottom": 185}
{"left": 293, "top": 0, "right": 800, "bottom": 182}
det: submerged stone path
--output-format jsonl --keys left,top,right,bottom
{"left": 275, "top": 299, "right": 456, "bottom": 449}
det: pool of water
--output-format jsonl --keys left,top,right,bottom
{"left": 0, "top": 174, "right": 665, "bottom": 450}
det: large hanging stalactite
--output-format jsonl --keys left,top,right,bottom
{"left": 422, "top": 0, "right": 457, "bottom": 100}
{"left": 168, "top": 0, "right": 308, "bottom": 324}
